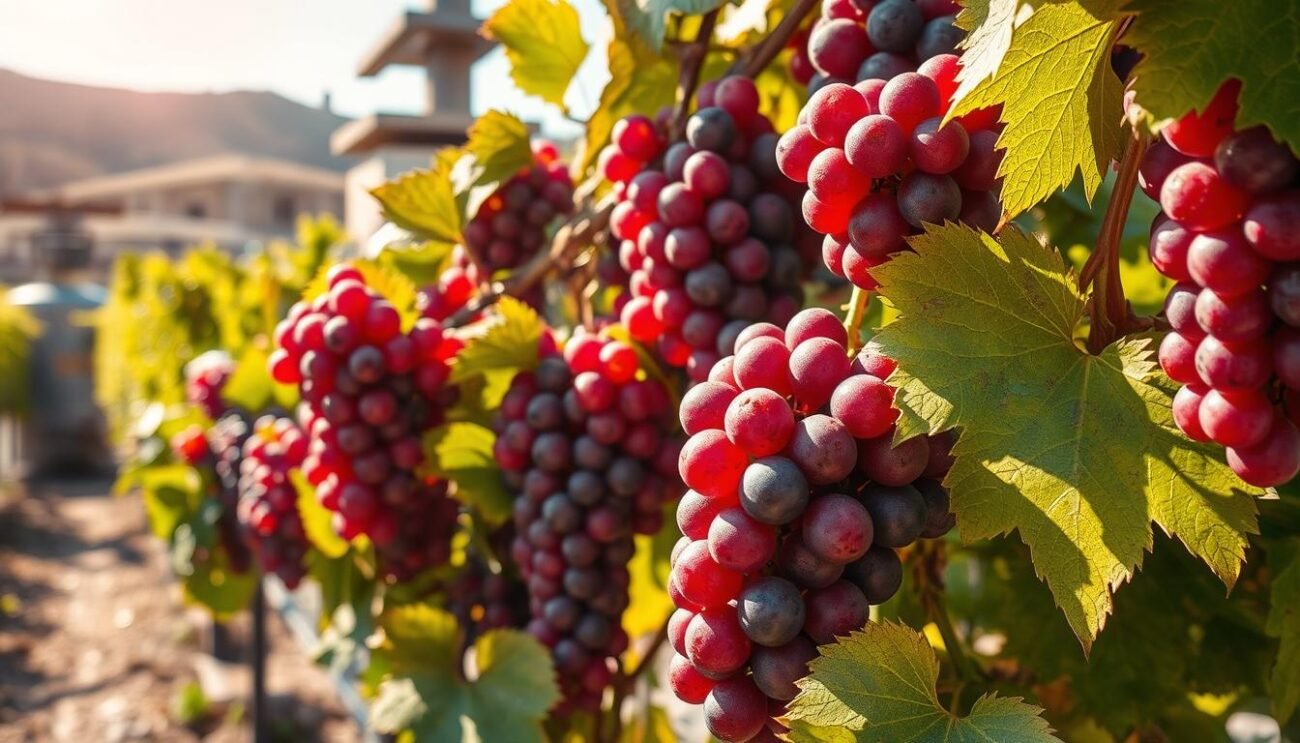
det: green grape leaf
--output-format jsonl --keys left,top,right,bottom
{"left": 1123, "top": 0, "right": 1300, "bottom": 153}
{"left": 371, "top": 606, "right": 559, "bottom": 741}
{"left": 787, "top": 621, "right": 1060, "bottom": 742}
{"left": 951, "top": 0, "right": 1020, "bottom": 105}
{"left": 422, "top": 422, "right": 512, "bottom": 526}
{"left": 292, "top": 470, "right": 350, "bottom": 559}
{"left": 137, "top": 464, "right": 202, "bottom": 540}
{"left": 948, "top": 0, "right": 1124, "bottom": 217}
{"left": 618, "top": 704, "right": 676, "bottom": 743}
{"left": 220, "top": 344, "right": 274, "bottom": 414}
{"left": 615, "top": 0, "right": 728, "bottom": 51}
{"left": 871, "top": 223, "right": 1262, "bottom": 648}
{"left": 455, "top": 111, "right": 537, "bottom": 218}
{"left": 377, "top": 240, "right": 458, "bottom": 289}
{"left": 580, "top": 4, "right": 678, "bottom": 174}
{"left": 1267, "top": 546, "right": 1300, "bottom": 724}
{"left": 482, "top": 0, "right": 590, "bottom": 111}
{"left": 623, "top": 513, "right": 679, "bottom": 639}
{"left": 450, "top": 297, "right": 544, "bottom": 387}
{"left": 371, "top": 153, "right": 463, "bottom": 246}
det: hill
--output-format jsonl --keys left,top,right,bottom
{"left": 0, "top": 68, "right": 350, "bottom": 196}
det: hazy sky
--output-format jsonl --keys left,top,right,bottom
{"left": 0, "top": 0, "right": 614, "bottom": 138}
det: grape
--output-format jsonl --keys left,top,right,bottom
{"left": 1268, "top": 265, "right": 1300, "bottom": 326}
{"left": 1227, "top": 418, "right": 1300, "bottom": 487}
{"left": 1162, "top": 79, "right": 1239, "bottom": 157}
{"left": 1160, "top": 162, "right": 1250, "bottom": 232}
{"left": 736, "top": 576, "right": 807, "bottom": 647}
{"left": 879, "top": 73, "right": 941, "bottom": 133}
{"left": 1138, "top": 139, "right": 1199, "bottom": 201}
{"left": 777, "top": 537, "right": 845, "bottom": 589}
{"left": 847, "top": 194, "right": 911, "bottom": 257}
{"left": 687, "top": 107, "right": 738, "bottom": 153}
{"left": 910, "top": 117, "right": 970, "bottom": 174}
{"left": 831, "top": 374, "right": 898, "bottom": 438}
{"left": 1148, "top": 217, "right": 1194, "bottom": 282}
{"left": 1163, "top": 282, "right": 1200, "bottom": 334}
{"left": 858, "top": 432, "right": 930, "bottom": 486}
{"left": 1158, "top": 332, "right": 1201, "bottom": 384}
{"left": 1214, "top": 126, "right": 1299, "bottom": 194}
{"left": 788, "top": 414, "right": 858, "bottom": 485}
{"left": 684, "top": 151, "right": 733, "bottom": 201}
{"left": 681, "top": 382, "right": 739, "bottom": 435}
{"left": 669, "top": 607, "right": 694, "bottom": 655}
{"left": 808, "top": 19, "right": 872, "bottom": 79}
{"left": 843, "top": 546, "right": 904, "bottom": 603}
{"left": 867, "top": 0, "right": 925, "bottom": 52}
{"left": 741, "top": 457, "right": 811, "bottom": 525}
{"left": 1194, "top": 335, "right": 1272, "bottom": 390}
{"left": 704, "top": 676, "right": 769, "bottom": 742}
{"left": 674, "top": 540, "right": 744, "bottom": 608}
{"left": 686, "top": 605, "right": 753, "bottom": 677}
{"left": 1275, "top": 327, "right": 1300, "bottom": 388}
{"left": 776, "top": 125, "right": 829, "bottom": 183}
{"left": 1243, "top": 191, "right": 1300, "bottom": 261}
{"left": 953, "top": 129, "right": 1002, "bottom": 190}
{"left": 807, "top": 83, "right": 872, "bottom": 147}
{"left": 861, "top": 484, "right": 926, "bottom": 548}
{"left": 808, "top": 148, "right": 872, "bottom": 208}
{"left": 669, "top": 654, "right": 716, "bottom": 703}
{"left": 915, "top": 478, "right": 956, "bottom": 538}
{"left": 790, "top": 337, "right": 852, "bottom": 410}
{"left": 916, "top": 15, "right": 963, "bottom": 60}
{"left": 802, "top": 494, "right": 874, "bottom": 563}
{"left": 735, "top": 336, "right": 794, "bottom": 394}
{"left": 679, "top": 429, "right": 749, "bottom": 500}
{"left": 1200, "top": 388, "right": 1275, "bottom": 448}
{"left": 725, "top": 388, "right": 796, "bottom": 457}
{"left": 1172, "top": 383, "right": 1211, "bottom": 441}
{"left": 898, "top": 172, "right": 962, "bottom": 227}
{"left": 705, "top": 504, "right": 776, "bottom": 573}
{"left": 1188, "top": 229, "right": 1271, "bottom": 298}
{"left": 786, "top": 307, "right": 850, "bottom": 348}
{"left": 750, "top": 636, "right": 818, "bottom": 700}
{"left": 1194, "top": 288, "right": 1271, "bottom": 342}
{"left": 804, "top": 580, "right": 871, "bottom": 643}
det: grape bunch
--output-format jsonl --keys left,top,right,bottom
{"left": 445, "top": 556, "right": 530, "bottom": 640}
{"left": 269, "top": 264, "right": 462, "bottom": 581}
{"left": 235, "top": 415, "right": 311, "bottom": 588}
{"left": 1142, "top": 80, "right": 1300, "bottom": 487}
{"left": 778, "top": 59, "right": 1004, "bottom": 291}
{"left": 461, "top": 140, "right": 575, "bottom": 277}
{"left": 667, "top": 307, "right": 954, "bottom": 741}
{"left": 494, "top": 332, "right": 684, "bottom": 709}
{"left": 602, "top": 75, "right": 816, "bottom": 381}
{"left": 168, "top": 416, "right": 253, "bottom": 574}
{"left": 184, "top": 350, "right": 235, "bottom": 420}
{"left": 792, "top": 0, "right": 964, "bottom": 92}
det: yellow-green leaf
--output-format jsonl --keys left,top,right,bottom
{"left": 788, "top": 621, "right": 1061, "bottom": 742}
{"left": 948, "top": 1, "right": 1124, "bottom": 217}
{"left": 451, "top": 297, "right": 545, "bottom": 387}
{"left": 872, "top": 223, "right": 1262, "bottom": 648}
{"left": 371, "top": 155, "right": 463, "bottom": 245}
{"left": 422, "top": 422, "right": 512, "bottom": 526}
{"left": 1123, "top": 0, "right": 1300, "bottom": 153}
{"left": 292, "top": 471, "right": 350, "bottom": 559}
{"left": 482, "top": 0, "right": 590, "bottom": 111}
{"left": 456, "top": 111, "right": 537, "bottom": 218}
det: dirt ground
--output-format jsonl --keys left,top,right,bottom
{"left": 0, "top": 477, "right": 362, "bottom": 743}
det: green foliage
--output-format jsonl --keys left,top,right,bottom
{"left": 449, "top": 297, "right": 545, "bottom": 406}
{"left": 370, "top": 605, "right": 559, "bottom": 741}
{"left": 482, "top": 0, "right": 591, "bottom": 112}
{"left": 1122, "top": 0, "right": 1300, "bottom": 152}
{"left": 949, "top": 0, "right": 1124, "bottom": 218}
{"left": 372, "top": 156, "right": 465, "bottom": 246}
{"left": 292, "top": 470, "right": 351, "bottom": 559}
{"left": 872, "top": 223, "right": 1261, "bottom": 647}
{"left": 422, "top": 422, "right": 513, "bottom": 526}
{"left": 1268, "top": 544, "right": 1300, "bottom": 724}
{"left": 788, "top": 621, "right": 1060, "bottom": 742}
{"left": 616, "top": 0, "right": 728, "bottom": 51}
{"left": 0, "top": 288, "right": 39, "bottom": 415}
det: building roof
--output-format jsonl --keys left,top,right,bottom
{"left": 331, "top": 112, "right": 474, "bottom": 156}
{"left": 357, "top": 10, "right": 495, "bottom": 77}
{"left": 36, "top": 155, "right": 345, "bottom": 203}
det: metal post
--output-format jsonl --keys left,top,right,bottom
{"left": 252, "top": 581, "right": 268, "bottom": 743}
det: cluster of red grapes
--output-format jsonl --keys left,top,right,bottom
{"left": 602, "top": 75, "right": 816, "bottom": 381}
{"left": 1144, "top": 81, "right": 1300, "bottom": 487}
{"left": 667, "top": 308, "right": 954, "bottom": 741}
{"left": 444, "top": 556, "right": 531, "bottom": 641}
{"left": 494, "top": 332, "right": 683, "bottom": 710}
{"left": 461, "top": 141, "right": 574, "bottom": 277}
{"left": 235, "top": 415, "right": 311, "bottom": 588}
{"left": 791, "top": 0, "right": 963, "bottom": 92}
{"left": 269, "top": 264, "right": 462, "bottom": 581}
{"left": 184, "top": 350, "right": 235, "bottom": 420}
{"left": 778, "top": 57, "right": 1003, "bottom": 291}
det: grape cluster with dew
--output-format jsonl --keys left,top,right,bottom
{"left": 1143, "top": 80, "right": 1300, "bottom": 487}
{"left": 778, "top": 57, "right": 1004, "bottom": 291}
{"left": 269, "top": 264, "right": 462, "bottom": 581}
{"left": 235, "top": 415, "right": 311, "bottom": 588}
{"left": 668, "top": 307, "right": 955, "bottom": 741}
{"left": 495, "top": 331, "right": 684, "bottom": 710}
{"left": 602, "top": 75, "right": 817, "bottom": 381}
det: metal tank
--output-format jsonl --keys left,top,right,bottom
{"left": 7, "top": 211, "right": 111, "bottom": 476}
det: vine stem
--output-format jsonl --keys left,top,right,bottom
{"left": 843, "top": 286, "right": 871, "bottom": 354}
{"left": 1080, "top": 128, "right": 1149, "bottom": 353}
{"left": 731, "top": 0, "right": 819, "bottom": 78}
{"left": 669, "top": 9, "right": 721, "bottom": 140}
{"left": 605, "top": 617, "right": 671, "bottom": 742}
